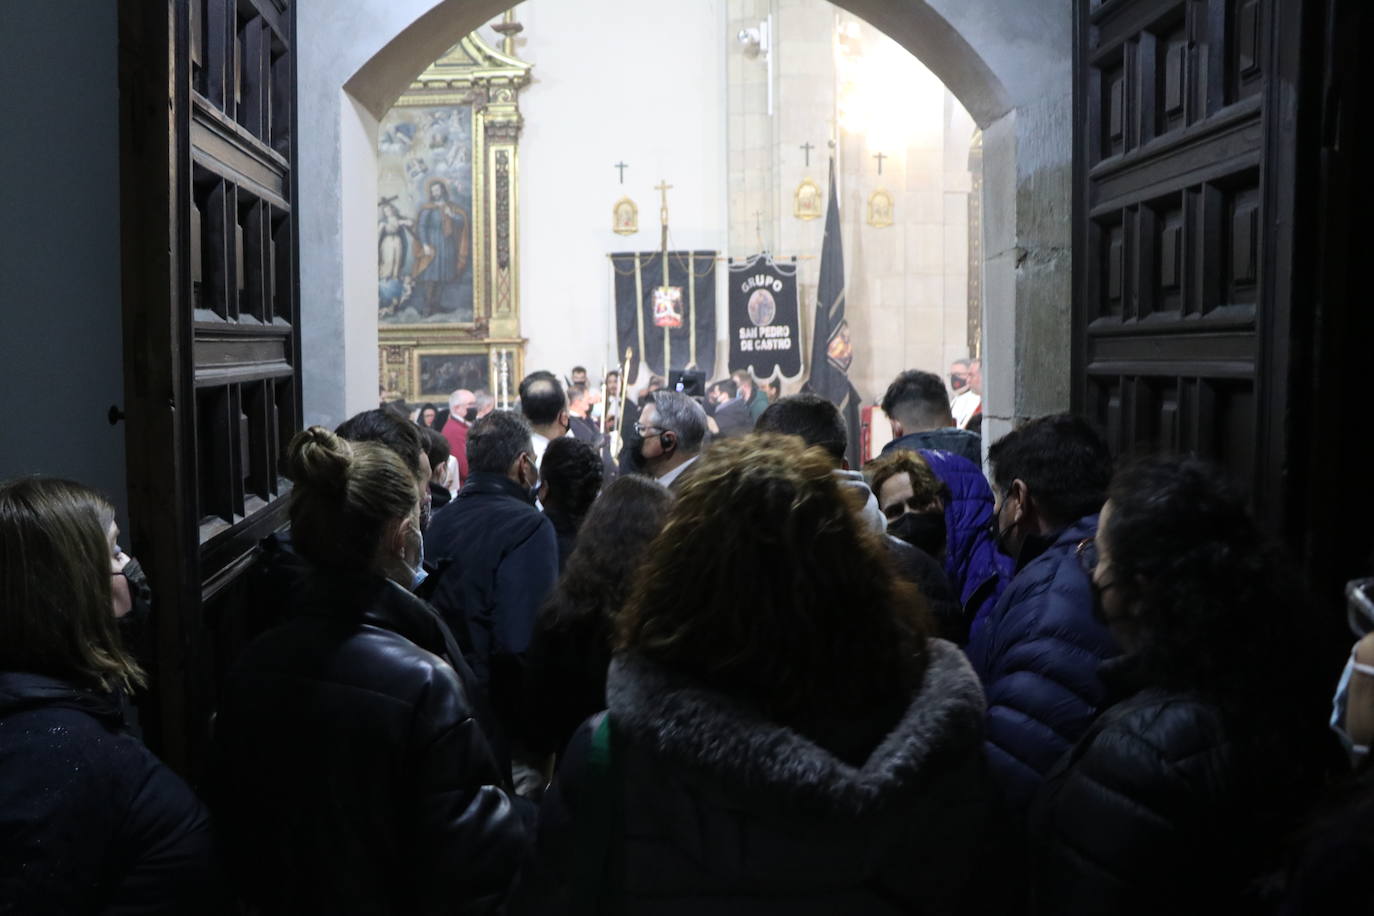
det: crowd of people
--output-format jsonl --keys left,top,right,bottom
{"left": 1, "top": 360, "right": 1371, "bottom": 914}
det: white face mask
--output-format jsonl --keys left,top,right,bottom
{"left": 1329, "top": 644, "right": 1374, "bottom": 762}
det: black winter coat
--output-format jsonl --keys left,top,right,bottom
{"left": 213, "top": 571, "right": 527, "bottom": 915}
{"left": 424, "top": 473, "right": 559, "bottom": 721}
{"left": 0, "top": 672, "right": 216, "bottom": 914}
{"left": 1030, "top": 656, "right": 1322, "bottom": 916}
{"left": 508, "top": 639, "right": 998, "bottom": 915}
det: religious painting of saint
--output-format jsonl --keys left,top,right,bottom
{"left": 613, "top": 197, "right": 639, "bottom": 235}
{"left": 794, "top": 178, "right": 822, "bottom": 220}
{"left": 376, "top": 104, "right": 476, "bottom": 324}
{"left": 867, "top": 189, "right": 894, "bottom": 228}
{"left": 418, "top": 353, "right": 489, "bottom": 399}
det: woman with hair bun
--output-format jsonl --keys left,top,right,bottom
{"left": 0, "top": 476, "right": 216, "bottom": 913}
{"left": 509, "top": 434, "right": 997, "bottom": 913}
{"left": 1031, "top": 455, "right": 1335, "bottom": 915}
{"left": 214, "top": 426, "right": 526, "bottom": 915}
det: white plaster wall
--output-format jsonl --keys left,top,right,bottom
{"left": 301, "top": 0, "right": 1073, "bottom": 430}
{"left": 513, "top": 0, "right": 729, "bottom": 383}
{"left": 0, "top": 3, "right": 129, "bottom": 527}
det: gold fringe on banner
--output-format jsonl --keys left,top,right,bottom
{"left": 688, "top": 251, "right": 697, "bottom": 368}
{"left": 633, "top": 255, "right": 646, "bottom": 380}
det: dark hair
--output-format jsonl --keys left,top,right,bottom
{"left": 571, "top": 365, "right": 587, "bottom": 375}
{"left": 335, "top": 408, "right": 425, "bottom": 480}
{"left": 467, "top": 410, "right": 533, "bottom": 474}
{"left": 1103, "top": 456, "right": 1311, "bottom": 712}
{"left": 518, "top": 370, "right": 558, "bottom": 399}
{"left": 0, "top": 477, "right": 145, "bottom": 692}
{"left": 986, "top": 413, "right": 1112, "bottom": 527}
{"left": 540, "top": 437, "right": 603, "bottom": 518}
{"left": 287, "top": 427, "right": 418, "bottom": 570}
{"left": 417, "top": 402, "right": 441, "bottom": 428}
{"left": 618, "top": 434, "right": 930, "bottom": 727}
{"left": 520, "top": 376, "right": 567, "bottom": 425}
{"left": 754, "top": 394, "right": 847, "bottom": 464}
{"left": 605, "top": 369, "right": 620, "bottom": 379}
{"left": 420, "top": 426, "right": 450, "bottom": 474}
{"left": 880, "top": 369, "right": 952, "bottom": 429}
{"left": 710, "top": 378, "right": 738, "bottom": 398}
{"left": 543, "top": 475, "right": 673, "bottom": 633}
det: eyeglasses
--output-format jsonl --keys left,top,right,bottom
{"left": 634, "top": 422, "right": 665, "bottom": 437}
{"left": 1075, "top": 538, "right": 1099, "bottom": 576}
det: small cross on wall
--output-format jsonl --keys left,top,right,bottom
{"left": 800, "top": 142, "right": 815, "bottom": 166}
{"left": 614, "top": 161, "right": 628, "bottom": 183}
{"left": 873, "top": 151, "right": 887, "bottom": 175}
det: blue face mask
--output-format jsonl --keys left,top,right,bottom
{"left": 1330, "top": 644, "right": 1374, "bottom": 762}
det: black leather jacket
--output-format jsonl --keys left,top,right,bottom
{"left": 213, "top": 570, "right": 528, "bottom": 915}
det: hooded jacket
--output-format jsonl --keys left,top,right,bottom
{"left": 963, "top": 514, "right": 1119, "bottom": 812}
{"left": 508, "top": 639, "right": 997, "bottom": 915}
{"left": 213, "top": 572, "right": 527, "bottom": 915}
{"left": 0, "top": 672, "right": 216, "bottom": 914}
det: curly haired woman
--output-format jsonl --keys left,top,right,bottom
{"left": 509, "top": 434, "right": 997, "bottom": 914}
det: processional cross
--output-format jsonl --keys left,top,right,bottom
{"left": 655, "top": 179, "right": 676, "bottom": 371}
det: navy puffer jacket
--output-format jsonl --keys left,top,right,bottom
{"left": 1031, "top": 656, "right": 1324, "bottom": 916}
{"left": 917, "top": 448, "right": 1011, "bottom": 640}
{"left": 963, "top": 514, "right": 1119, "bottom": 811}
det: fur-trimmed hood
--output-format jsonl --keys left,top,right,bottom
{"left": 606, "top": 638, "right": 986, "bottom": 818}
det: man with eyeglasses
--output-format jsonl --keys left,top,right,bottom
{"left": 630, "top": 390, "right": 710, "bottom": 490}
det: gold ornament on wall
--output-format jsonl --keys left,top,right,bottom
{"left": 613, "top": 197, "right": 639, "bottom": 235}
{"left": 867, "top": 189, "right": 894, "bottom": 228}
{"left": 794, "top": 178, "right": 822, "bottom": 220}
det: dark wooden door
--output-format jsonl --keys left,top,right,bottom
{"left": 1073, "top": 0, "right": 1302, "bottom": 520}
{"left": 118, "top": 0, "right": 300, "bottom": 778}
{"left": 1074, "top": 0, "right": 1372, "bottom": 608}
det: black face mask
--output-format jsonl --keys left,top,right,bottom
{"left": 623, "top": 428, "right": 649, "bottom": 472}
{"left": 950, "top": 373, "right": 969, "bottom": 390}
{"left": 888, "top": 511, "right": 947, "bottom": 558}
{"left": 463, "top": 406, "right": 478, "bottom": 423}
{"left": 118, "top": 556, "right": 154, "bottom": 626}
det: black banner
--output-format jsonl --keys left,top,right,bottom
{"left": 727, "top": 254, "right": 802, "bottom": 379}
{"left": 610, "top": 250, "right": 716, "bottom": 384}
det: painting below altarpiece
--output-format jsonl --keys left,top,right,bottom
{"left": 418, "top": 353, "right": 489, "bottom": 400}
{"left": 377, "top": 104, "right": 476, "bottom": 324}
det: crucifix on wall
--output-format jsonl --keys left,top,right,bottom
{"left": 800, "top": 142, "right": 815, "bottom": 166}
{"left": 615, "top": 161, "right": 628, "bottom": 183}
{"left": 873, "top": 151, "right": 887, "bottom": 175}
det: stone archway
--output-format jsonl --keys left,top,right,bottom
{"left": 298, "top": 0, "right": 1072, "bottom": 445}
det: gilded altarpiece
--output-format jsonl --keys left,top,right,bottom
{"left": 377, "top": 30, "right": 530, "bottom": 405}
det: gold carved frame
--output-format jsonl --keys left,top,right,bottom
{"left": 378, "top": 28, "right": 532, "bottom": 406}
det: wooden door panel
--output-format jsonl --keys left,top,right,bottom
{"left": 1073, "top": 0, "right": 1294, "bottom": 523}
{"left": 119, "top": 0, "right": 299, "bottom": 778}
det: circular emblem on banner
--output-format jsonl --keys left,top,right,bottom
{"left": 747, "top": 289, "right": 777, "bottom": 327}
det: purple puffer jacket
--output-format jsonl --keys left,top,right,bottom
{"left": 918, "top": 449, "right": 1012, "bottom": 641}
